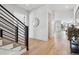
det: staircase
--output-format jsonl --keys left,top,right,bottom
{"left": 0, "top": 37, "right": 26, "bottom": 55}
{"left": 0, "top": 4, "right": 28, "bottom": 55}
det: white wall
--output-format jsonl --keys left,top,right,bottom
{"left": 74, "top": 4, "right": 79, "bottom": 25}
{"left": 29, "top": 5, "right": 74, "bottom": 41}
{"left": 2, "top": 4, "right": 29, "bottom": 26}
{"left": 29, "top": 5, "right": 48, "bottom": 41}
{"left": 48, "top": 11, "right": 55, "bottom": 38}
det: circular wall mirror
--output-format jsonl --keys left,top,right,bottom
{"left": 33, "top": 17, "right": 40, "bottom": 28}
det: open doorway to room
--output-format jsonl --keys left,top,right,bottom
{"left": 47, "top": 4, "right": 75, "bottom": 55}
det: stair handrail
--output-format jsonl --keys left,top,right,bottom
{"left": 0, "top": 4, "right": 27, "bottom": 27}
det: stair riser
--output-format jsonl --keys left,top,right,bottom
{"left": 0, "top": 40, "right": 2, "bottom": 46}
{"left": 0, "top": 38, "right": 26, "bottom": 55}
{"left": 1, "top": 44, "right": 13, "bottom": 49}
{"left": 18, "top": 48, "right": 26, "bottom": 55}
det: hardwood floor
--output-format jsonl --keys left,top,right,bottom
{"left": 23, "top": 31, "right": 71, "bottom": 55}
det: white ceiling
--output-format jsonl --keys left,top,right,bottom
{"left": 16, "top": 4, "right": 43, "bottom": 11}
{"left": 48, "top": 4, "right": 74, "bottom": 12}
{"left": 16, "top": 4, "right": 75, "bottom": 12}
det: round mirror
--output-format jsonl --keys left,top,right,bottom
{"left": 33, "top": 17, "right": 40, "bottom": 28}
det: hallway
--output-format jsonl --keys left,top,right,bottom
{"left": 0, "top": 4, "right": 76, "bottom": 55}
{"left": 23, "top": 31, "right": 70, "bottom": 55}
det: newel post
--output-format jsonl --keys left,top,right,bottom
{"left": 25, "top": 26, "right": 29, "bottom": 51}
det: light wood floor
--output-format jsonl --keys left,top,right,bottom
{"left": 23, "top": 31, "right": 71, "bottom": 55}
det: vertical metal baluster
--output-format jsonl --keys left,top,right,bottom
{"left": 15, "top": 26, "right": 18, "bottom": 43}
{"left": 0, "top": 29, "right": 3, "bottom": 38}
{"left": 25, "top": 26, "right": 29, "bottom": 51}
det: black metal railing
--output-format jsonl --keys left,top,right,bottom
{"left": 0, "top": 4, "right": 28, "bottom": 50}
